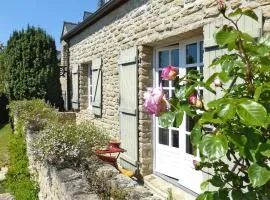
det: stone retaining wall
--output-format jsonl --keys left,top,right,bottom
{"left": 25, "top": 129, "right": 161, "bottom": 200}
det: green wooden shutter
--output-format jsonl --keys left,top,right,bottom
{"left": 119, "top": 46, "right": 138, "bottom": 170}
{"left": 92, "top": 58, "right": 102, "bottom": 116}
{"left": 203, "top": 9, "right": 262, "bottom": 103}
{"left": 71, "top": 65, "right": 79, "bottom": 110}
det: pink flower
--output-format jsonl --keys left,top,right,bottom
{"left": 143, "top": 87, "right": 169, "bottom": 116}
{"left": 188, "top": 94, "right": 197, "bottom": 106}
{"left": 161, "top": 66, "right": 178, "bottom": 81}
{"left": 217, "top": 0, "right": 226, "bottom": 13}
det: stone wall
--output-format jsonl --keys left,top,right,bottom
{"left": 62, "top": 0, "right": 270, "bottom": 177}
{"left": 25, "top": 129, "right": 161, "bottom": 200}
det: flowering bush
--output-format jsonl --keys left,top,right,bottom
{"left": 9, "top": 99, "right": 58, "bottom": 131}
{"left": 144, "top": 3, "right": 270, "bottom": 200}
{"left": 33, "top": 122, "right": 109, "bottom": 167}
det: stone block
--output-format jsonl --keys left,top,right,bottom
{"left": 95, "top": 164, "right": 119, "bottom": 179}
{"left": 109, "top": 174, "right": 138, "bottom": 190}
{"left": 126, "top": 185, "right": 153, "bottom": 199}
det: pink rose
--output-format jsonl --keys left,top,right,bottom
{"left": 161, "top": 66, "right": 178, "bottom": 81}
{"left": 143, "top": 87, "right": 169, "bottom": 116}
{"left": 188, "top": 94, "right": 197, "bottom": 106}
{"left": 217, "top": 0, "right": 226, "bottom": 13}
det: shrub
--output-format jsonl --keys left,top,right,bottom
{"left": 33, "top": 122, "right": 109, "bottom": 167}
{"left": 6, "top": 26, "right": 63, "bottom": 109}
{"left": 9, "top": 99, "right": 58, "bottom": 131}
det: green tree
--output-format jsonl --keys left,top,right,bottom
{"left": 0, "top": 43, "right": 7, "bottom": 94}
{"left": 6, "top": 26, "right": 63, "bottom": 108}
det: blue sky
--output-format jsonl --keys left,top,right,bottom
{"left": 0, "top": 0, "right": 98, "bottom": 50}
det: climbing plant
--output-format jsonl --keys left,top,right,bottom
{"left": 144, "top": 2, "right": 270, "bottom": 199}
{"left": 6, "top": 26, "right": 63, "bottom": 108}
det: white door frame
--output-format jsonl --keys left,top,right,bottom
{"left": 153, "top": 36, "right": 204, "bottom": 194}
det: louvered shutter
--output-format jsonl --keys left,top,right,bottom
{"left": 203, "top": 9, "right": 262, "bottom": 103}
{"left": 71, "top": 65, "right": 79, "bottom": 110}
{"left": 119, "top": 46, "right": 138, "bottom": 170}
{"left": 92, "top": 58, "right": 102, "bottom": 116}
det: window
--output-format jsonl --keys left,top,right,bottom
{"left": 156, "top": 38, "right": 203, "bottom": 154}
{"left": 156, "top": 47, "right": 180, "bottom": 148}
{"left": 88, "top": 65, "right": 93, "bottom": 109}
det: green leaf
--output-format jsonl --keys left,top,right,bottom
{"left": 174, "top": 111, "right": 184, "bottom": 128}
{"left": 215, "top": 30, "right": 238, "bottom": 47}
{"left": 158, "top": 112, "right": 175, "bottom": 128}
{"left": 242, "top": 9, "right": 258, "bottom": 22}
{"left": 191, "top": 123, "right": 202, "bottom": 146}
{"left": 258, "top": 143, "right": 270, "bottom": 157}
{"left": 199, "top": 112, "right": 223, "bottom": 124}
{"left": 228, "top": 8, "right": 242, "bottom": 18}
{"left": 185, "top": 84, "right": 197, "bottom": 98}
{"left": 218, "top": 103, "right": 236, "bottom": 120}
{"left": 207, "top": 98, "right": 233, "bottom": 108}
{"left": 210, "top": 175, "right": 225, "bottom": 187}
{"left": 254, "top": 86, "right": 263, "bottom": 102}
{"left": 196, "top": 192, "right": 214, "bottom": 200}
{"left": 231, "top": 191, "right": 245, "bottom": 200}
{"left": 237, "top": 99, "right": 267, "bottom": 127}
{"left": 200, "top": 180, "right": 209, "bottom": 191}
{"left": 248, "top": 163, "right": 270, "bottom": 187}
{"left": 206, "top": 73, "right": 218, "bottom": 85}
{"left": 227, "top": 133, "right": 247, "bottom": 157}
{"left": 199, "top": 135, "right": 228, "bottom": 161}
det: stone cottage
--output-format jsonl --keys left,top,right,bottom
{"left": 60, "top": 0, "right": 270, "bottom": 198}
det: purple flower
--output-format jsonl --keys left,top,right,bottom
{"left": 161, "top": 66, "right": 178, "bottom": 80}
{"left": 143, "top": 87, "right": 169, "bottom": 116}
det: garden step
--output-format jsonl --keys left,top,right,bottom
{"left": 144, "top": 174, "right": 195, "bottom": 200}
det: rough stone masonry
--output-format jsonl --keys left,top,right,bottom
{"left": 61, "top": 0, "right": 270, "bottom": 177}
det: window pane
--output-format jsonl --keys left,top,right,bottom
{"left": 159, "top": 51, "right": 169, "bottom": 68}
{"left": 186, "top": 115, "right": 195, "bottom": 132}
{"left": 172, "top": 130, "right": 179, "bottom": 148}
{"left": 200, "top": 41, "right": 204, "bottom": 63}
{"left": 200, "top": 66, "right": 204, "bottom": 81}
{"left": 159, "top": 71, "right": 169, "bottom": 87}
{"left": 163, "top": 89, "right": 169, "bottom": 98}
{"left": 186, "top": 43, "right": 197, "bottom": 64}
{"left": 171, "top": 49, "right": 179, "bottom": 67}
{"left": 159, "top": 128, "right": 169, "bottom": 145}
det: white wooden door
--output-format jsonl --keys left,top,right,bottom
{"left": 155, "top": 39, "right": 204, "bottom": 194}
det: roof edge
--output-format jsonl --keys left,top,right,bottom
{"left": 61, "top": 0, "right": 128, "bottom": 41}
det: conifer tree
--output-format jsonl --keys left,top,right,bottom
{"left": 6, "top": 26, "right": 63, "bottom": 108}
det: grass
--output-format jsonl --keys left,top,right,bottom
{"left": 0, "top": 124, "right": 12, "bottom": 168}
{"left": 2, "top": 123, "right": 39, "bottom": 199}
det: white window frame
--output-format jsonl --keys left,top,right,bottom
{"left": 88, "top": 65, "right": 93, "bottom": 110}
